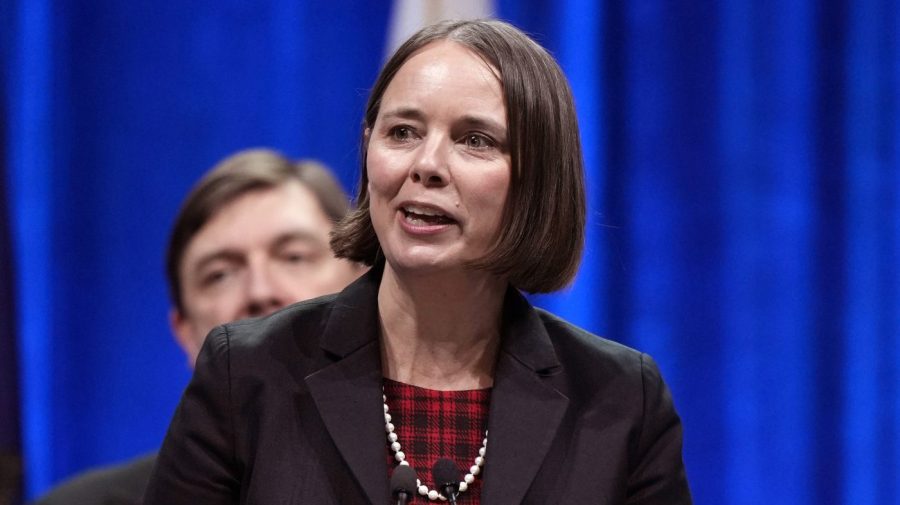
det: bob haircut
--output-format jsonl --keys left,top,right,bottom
{"left": 166, "top": 148, "right": 350, "bottom": 313}
{"left": 331, "top": 19, "right": 586, "bottom": 293}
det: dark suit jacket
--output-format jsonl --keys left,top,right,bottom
{"left": 144, "top": 266, "right": 691, "bottom": 504}
{"left": 32, "top": 453, "right": 156, "bottom": 505}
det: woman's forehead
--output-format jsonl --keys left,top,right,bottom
{"left": 379, "top": 41, "right": 505, "bottom": 116}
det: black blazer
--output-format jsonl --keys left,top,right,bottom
{"left": 144, "top": 266, "right": 691, "bottom": 504}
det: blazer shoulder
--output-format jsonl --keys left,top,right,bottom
{"left": 217, "top": 293, "right": 339, "bottom": 354}
{"left": 532, "top": 308, "right": 666, "bottom": 418}
{"left": 196, "top": 293, "right": 341, "bottom": 387}
{"left": 536, "top": 308, "right": 645, "bottom": 374}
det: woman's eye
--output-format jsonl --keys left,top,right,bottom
{"left": 389, "top": 126, "right": 414, "bottom": 142}
{"left": 464, "top": 134, "right": 494, "bottom": 149}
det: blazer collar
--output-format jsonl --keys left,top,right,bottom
{"left": 318, "top": 264, "right": 563, "bottom": 369}
{"left": 481, "top": 286, "right": 569, "bottom": 504}
{"left": 306, "top": 264, "right": 569, "bottom": 504}
{"left": 317, "top": 260, "right": 385, "bottom": 358}
{"left": 304, "top": 263, "right": 387, "bottom": 504}
{"left": 498, "top": 285, "right": 562, "bottom": 373}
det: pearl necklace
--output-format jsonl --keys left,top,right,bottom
{"left": 383, "top": 390, "right": 488, "bottom": 501}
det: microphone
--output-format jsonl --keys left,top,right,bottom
{"left": 390, "top": 464, "right": 418, "bottom": 505}
{"left": 432, "top": 458, "right": 462, "bottom": 504}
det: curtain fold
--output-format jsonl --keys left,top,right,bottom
{"left": 504, "top": 1, "right": 899, "bottom": 503}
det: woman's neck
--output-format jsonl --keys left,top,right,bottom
{"left": 377, "top": 263, "right": 506, "bottom": 390}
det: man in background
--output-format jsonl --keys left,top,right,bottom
{"left": 32, "top": 148, "right": 364, "bottom": 505}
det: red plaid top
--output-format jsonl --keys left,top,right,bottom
{"left": 384, "top": 378, "right": 492, "bottom": 504}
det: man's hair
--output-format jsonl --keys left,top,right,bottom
{"left": 330, "top": 19, "right": 586, "bottom": 293}
{"left": 166, "top": 148, "right": 349, "bottom": 313}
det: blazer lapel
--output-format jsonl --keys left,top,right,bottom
{"left": 481, "top": 289, "right": 570, "bottom": 505}
{"left": 305, "top": 266, "right": 389, "bottom": 504}
{"left": 303, "top": 269, "right": 569, "bottom": 505}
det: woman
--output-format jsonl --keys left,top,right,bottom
{"left": 144, "top": 19, "right": 691, "bottom": 504}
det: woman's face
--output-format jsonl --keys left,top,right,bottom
{"left": 366, "top": 41, "right": 511, "bottom": 276}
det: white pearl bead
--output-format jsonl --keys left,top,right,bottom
{"left": 478, "top": 447, "right": 486, "bottom": 456}
{"left": 428, "top": 490, "right": 439, "bottom": 500}
{"left": 388, "top": 432, "right": 398, "bottom": 443}
{"left": 475, "top": 456, "right": 484, "bottom": 466}
{"left": 383, "top": 404, "right": 389, "bottom": 412}
{"left": 384, "top": 413, "right": 392, "bottom": 423}
{"left": 390, "top": 442, "right": 401, "bottom": 452}
{"left": 483, "top": 438, "right": 488, "bottom": 447}
{"left": 458, "top": 481, "right": 468, "bottom": 492}
{"left": 418, "top": 485, "right": 428, "bottom": 495}
{"left": 383, "top": 395, "right": 387, "bottom": 402}
{"left": 386, "top": 422, "right": 394, "bottom": 433}
{"left": 464, "top": 474, "right": 475, "bottom": 484}
{"left": 400, "top": 460, "right": 409, "bottom": 466}
{"left": 470, "top": 465, "right": 480, "bottom": 475}
{"left": 394, "top": 451, "right": 405, "bottom": 462}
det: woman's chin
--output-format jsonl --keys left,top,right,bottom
{"left": 383, "top": 247, "right": 466, "bottom": 276}
{"left": 387, "top": 254, "right": 452, "bottom": 274}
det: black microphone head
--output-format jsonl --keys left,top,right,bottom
{"left": 432, "top": 458, "right": 462, "bottom": 492}
{"left": 391, "top": 464, "right": 418, "bottom": 496}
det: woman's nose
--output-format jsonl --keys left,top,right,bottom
{"left": 409, "top": 138, "right": 450, "bottom": 187}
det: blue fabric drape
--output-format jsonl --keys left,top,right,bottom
{"left": 4, "top": 1, "right": 898, "bottom": 503}
{"left": 4, "top": 0, "right": 393, "bottom": 497}
{"left": 503, "top": 1, "right": 900, "bottom": 503}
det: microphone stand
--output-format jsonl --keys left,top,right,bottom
{"left": 440, "top": 483, "right": 460, "bottom": 505}
{"left": 394, "top": 489, "right": 412, "bottom": 505}
{"left": 433, "top": 458, "right": 462, "bottom": 505}
{"left": 391, "top": 464, "right": 418, "bottom": 505}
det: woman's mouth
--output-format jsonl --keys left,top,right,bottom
{"left": 401, "top": 204, "right": 457, "bottom": 226}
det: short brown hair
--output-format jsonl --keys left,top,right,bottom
{"left": 166, "top": 148, "right": 349, "bottom": 313}
{"left": 331, "top": 19, "right": 585, "bottom": 293}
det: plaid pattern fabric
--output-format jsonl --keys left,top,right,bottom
{"left": 384, "top": 378, "right": 492, "bottom": 504}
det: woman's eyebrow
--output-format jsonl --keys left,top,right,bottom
{"left": 380, "top": 107, "right": 426, "bottom": 122}
{"left": 382, "top": 108, "right": 506, "bottom": 135}
{"left": 458, "top": 115, "right": 506, "bottom": 135}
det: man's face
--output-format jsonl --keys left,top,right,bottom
{"left": 171, "top": 181, "right": 363, "bottom": 365}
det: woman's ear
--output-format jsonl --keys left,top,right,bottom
{"left": 362, "top": 128, "right": 372, "bottom": 166}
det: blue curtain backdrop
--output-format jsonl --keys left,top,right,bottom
{"left": 3, "top": 1, "right": 898, "bottom": 504}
